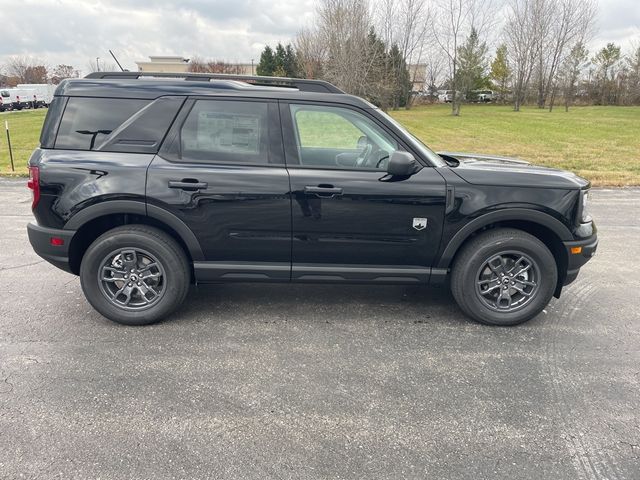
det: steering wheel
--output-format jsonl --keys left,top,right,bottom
{"left": 353, "top": 136, "right": 373, "bottom": 168}
{"left": 375, "top": 153, "right": 390, "bottom": 170}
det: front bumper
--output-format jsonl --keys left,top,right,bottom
{"left": 562, "top": 233, "right": 598, "bottom": 286}
{"left": 27, "top": 222, "right": 76, "bottom": 273}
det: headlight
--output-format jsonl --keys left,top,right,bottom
{"left": 580, "top": 190, "right": 592, "bottom": 223}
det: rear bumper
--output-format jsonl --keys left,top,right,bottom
{"left": 562, "top": 233, "right": 598, "bottom": 286}
{"left": 27, "top": 222, "right": 76, "bottom": 273}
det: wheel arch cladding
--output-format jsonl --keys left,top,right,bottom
{"left": 66, "top": 202, "right": 204, "bottom": 275}
{"left": 439, "top": 210, "right": 570, "bottom": 295}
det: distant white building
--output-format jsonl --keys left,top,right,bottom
{"left": 135, "top": 56, "right": 190, "bottom": 73}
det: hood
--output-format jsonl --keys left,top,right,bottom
{"left": 437, "top": 151, "right": 589, "bottom": 190}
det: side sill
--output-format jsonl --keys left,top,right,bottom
{"left": 194, "top": 262, "right": 450, "bottom": 285}
{"left": 194, "top": 261, "right": 290, "bottom": 283}
{"left": 293, "top": 264, "right": 435, "bottom": 284}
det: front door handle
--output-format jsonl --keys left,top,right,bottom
{"left": 304, "top": 185, "right": 343, "bottom": 198}
{"left": 168, "top": 179, "right": 208, "bottom": 191}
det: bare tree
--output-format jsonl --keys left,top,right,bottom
{"left": 314, "top": 0, "right": 378, "bottom": 96}
{"left": 5, "top": 56, "right": 49, "bottom": 83}
{"left": 504, "top": 0, "right": 544, "bottom": 111}
{"left": 50, "top": 65, "right": 80, "bottom": 84}
{"left": 187, "top": 57, "right": 244, "bottom": 74}
{"left": 424, "top": 52, "right": 446, "bottom": 97}
{"left": 540, "top": 0, "right": 597, "bottom": 110}
{"left": 294, "top": 27, "right": 326, "bottom": 79}
{"left": 432, "top": 0, "right": 494, "bottom": 115}
{"left": 625, "top": 40, "right": 640, "bottom": 105}
{"left": 376, "top": 0, "right": 432, "bottom": 108}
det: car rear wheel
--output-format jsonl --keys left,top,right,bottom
{"left": 80, "top": 225, "right": 190, "bottom": 326}
{"left": 450, "top": 228, "right": 557, "bottom": 326}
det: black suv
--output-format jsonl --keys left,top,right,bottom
{"left": 27, "top": 72, "right": 597, "bottom": 326}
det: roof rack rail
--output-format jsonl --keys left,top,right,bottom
{"left": 84, "top": 71, "right": 345, "bottom": 94}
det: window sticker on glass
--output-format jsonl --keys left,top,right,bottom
{"left": 191, "top": 112, "right": 261, "bottom": 154}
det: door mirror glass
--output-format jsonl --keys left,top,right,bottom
{"left": 386, "top": 151, "right": 422, "bottom": 176}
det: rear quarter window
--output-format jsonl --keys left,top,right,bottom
{"left": 40, "top": 97, "right": 68, "bottom": 149}
{"left": 55, "top": 97, "right": 150, "bottom": 150}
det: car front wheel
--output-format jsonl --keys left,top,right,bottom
{"left": 450, "top": 228, "right": 557, "bottom": 326}
{"left": 80, "top": 225, "right": 190, "bottom": 326}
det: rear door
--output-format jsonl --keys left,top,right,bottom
{"left": 146, "top": 97, "right": 292, "bottom": 282}
{"left": 281, "top": 102, "right": 447, "bottom": 283}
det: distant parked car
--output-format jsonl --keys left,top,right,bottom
{"left": 438, "top": 90, "right": 465, "bottom": 103}
{"left": 474, "top": 90, "right": 496, "bottom": 103}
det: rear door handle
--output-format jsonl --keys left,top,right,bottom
{"left": 304, "top": 185, "right": 343, "bottom": 198}
{"left": 168, "top": 179, "right": 208, "bottom": 190}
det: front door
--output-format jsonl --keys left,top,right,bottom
{"left": 147, "top": 98, "right": 291, "bottom": 282}
{"left": 282, "top": 103, "right": 447, "bottom": 283}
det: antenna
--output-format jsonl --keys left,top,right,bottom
{"left": 109, "top": 50, "right": 126, "bottom": 72}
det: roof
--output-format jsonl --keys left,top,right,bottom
{"left": 54, "top": 72, "right": 373, "bottom": 109}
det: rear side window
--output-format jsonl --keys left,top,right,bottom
{"left": 55, "top": 97, "right": 149, "bottom": 150}
{"left": 179, "top": 99, "right": 270, "bottom": 164}
{"left": 40, "top": 97, "right": 68, "bottom": 149}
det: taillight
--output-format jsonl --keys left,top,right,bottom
{"left": 27, "top": 166, "right": 40, "bottom": 209}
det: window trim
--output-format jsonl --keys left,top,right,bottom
{"left": 279, "top": 100, "right": 428, "bottom": 172}
{"left": 158, "top": 96, "right": 285, "bottom": 167}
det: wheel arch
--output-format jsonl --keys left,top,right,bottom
{"left": 65, "top": 201, "right": 204, "bottom": 275}
{"left": 438, "top": 209, "right": 571, "bottom": 296}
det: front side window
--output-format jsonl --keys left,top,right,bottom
{"left": 55, "top": 97, "right": 150, "bottom": 150}
{"left": 179, "top": 100, "right": 269, "bottom": 164}
{"left": 289, "top": 104, "right": 398, "bottom": 170}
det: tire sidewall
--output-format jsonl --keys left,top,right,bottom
{"left": 80, "top": 229, "right": 188, "bottom": 325}
{"left": 455, "top": 233, "right": 557, "bottom": 326}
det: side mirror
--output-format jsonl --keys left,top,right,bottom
{"left": 387, "top": 151, "right": 422, "bottom": 177}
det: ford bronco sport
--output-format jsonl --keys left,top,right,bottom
{"left": 27, "top": 72, "right": 597, "bottom": 326}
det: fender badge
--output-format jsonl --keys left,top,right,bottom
{"left": 413, "top": 218, "right": 427, "bottom": 231}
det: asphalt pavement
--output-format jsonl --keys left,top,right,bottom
{"left": 1, "top": 178, "right": 638, "bottom": 479}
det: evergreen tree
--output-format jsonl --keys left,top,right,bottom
{"left": 490, "top": 44, "right": 511, "bottom": 102}
{"left": 456, "top": 28, "right": 489, "bottom": 101}
{"left": 592, "top": 43, "right": 622, "bottom": 105}
{"left": 560, "top": 42, "right": 588, "bottom": 111}
{"left": 274, "top": 43, "right": 287, "bottom": 76}
{"left": 283, "top": 44, "right": 299, "bottom": 78}
{"left": 388, "top": 44, "right": 412, "bottom": 109}
{"left": 256, "top": 46, "right": 276, "bottom": 76}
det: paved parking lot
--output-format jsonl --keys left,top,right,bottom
{"left": 1, "top": 178, "right": 638, "bottom": 479}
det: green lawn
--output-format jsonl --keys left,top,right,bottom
{"left": 0, "top": 110, "right": 47, "bottom": 176}
{"left": 1, "top": 105, "right": 639, "bottom": 186}
{"left": 392, "top": 104, "right": 640, "bottom": 186}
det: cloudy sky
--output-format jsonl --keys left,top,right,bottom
{"left": 0, "top": 0, "right": 638, "bottom": 74}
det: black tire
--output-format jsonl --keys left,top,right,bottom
{"left": 450, "top": 228, "right": 557, "bottom": 326}
{"left": 80, "top": 225, "right": 190, "bottom": 326}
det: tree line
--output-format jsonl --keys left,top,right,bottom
{"left": 0, "top": 57, "right": 80, "bottom": 86}
{"left": 255, "top": 0, "right": 640, "bottom": 114}
{"left": 2, "top": 0, "right": 639, "bottom": 114}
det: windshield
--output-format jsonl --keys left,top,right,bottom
{"left": 375, "top": 109, "right": 446, "bottom": 167}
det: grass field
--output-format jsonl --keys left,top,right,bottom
{"left": 392, "top": 104, "right": 640, "bottom": 186}
{"left": 1, "top": 105, "right": 639, "bottom": 186}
